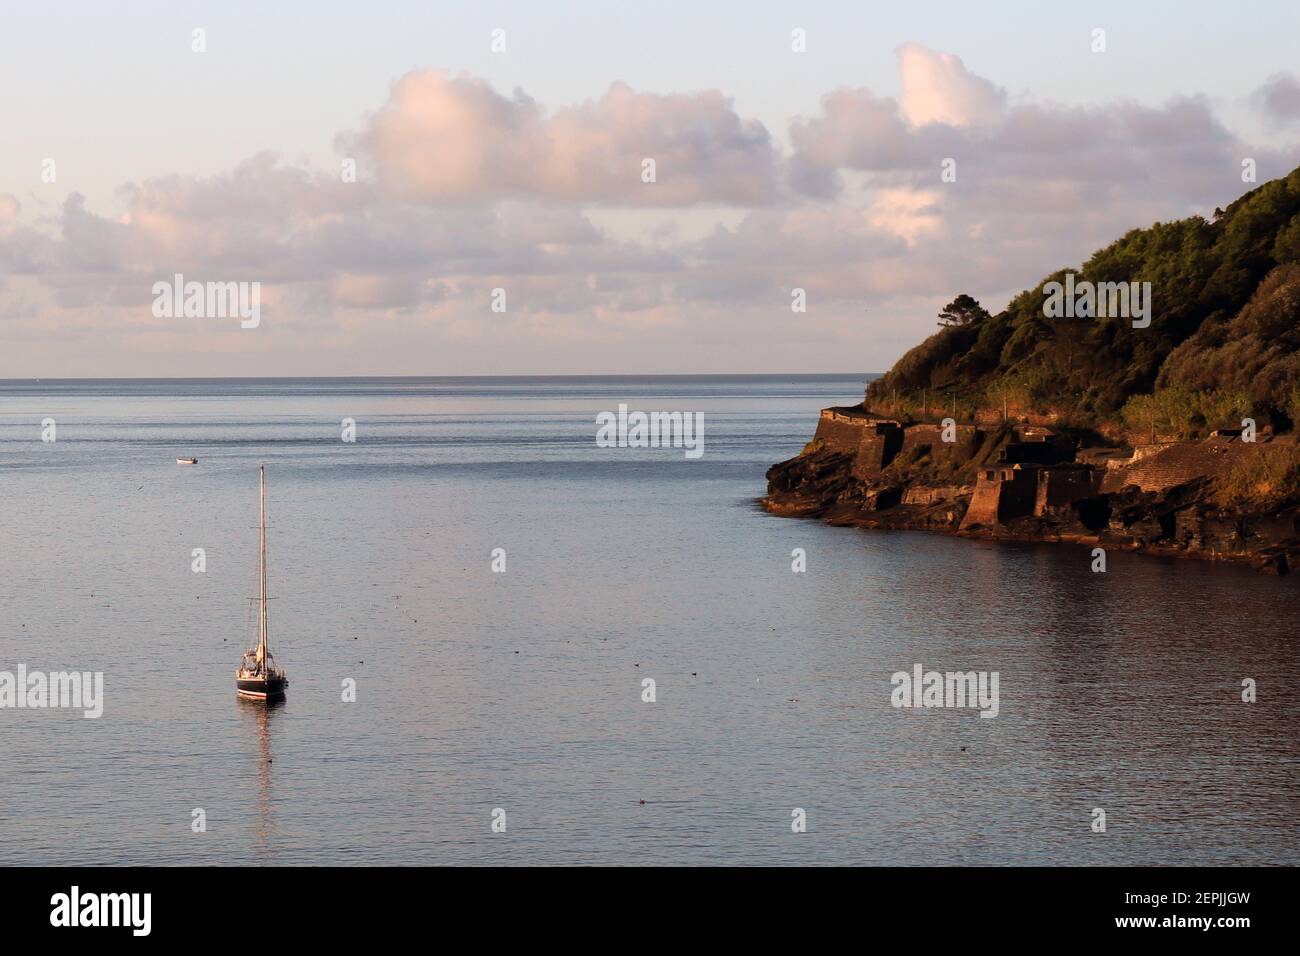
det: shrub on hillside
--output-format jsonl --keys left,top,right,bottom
{"left": 1214, "top": 444, "right": 1300, "bottom": 507}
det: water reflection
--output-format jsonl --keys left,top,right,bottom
{"left": 237, "top": 698, "right": 283, "bottom": 861}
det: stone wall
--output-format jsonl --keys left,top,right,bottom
{"left": 961, "top": 465, "right": 1038, "bottom": 528}
{"left": 812, "top": 411, "right": 871, "bottom": 454}
{"left": 898, "top": 423, "right": 982, "bottom": 464}
{"left": 852, "top": 428, "right": 904, "bottom": 477}
{"left": 902, "top": 485, "right": 970, "bottom": 506}
{"left": 810, "top": 408, "right": 911, "bottom": 476}
{"left": 812, "top": 407, "right": 990, "bottom": 480}
{"left": 1034, "top": 465, "right": 1100, "bottom": 515}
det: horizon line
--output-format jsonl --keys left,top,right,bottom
{"left": 0, "top": 372, "right": 880, "bottom": 382}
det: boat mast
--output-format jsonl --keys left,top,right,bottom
{"left": 259, "top": 464, "right": 268, "bottom": 669}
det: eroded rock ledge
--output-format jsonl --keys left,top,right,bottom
{"left": 763, "top": 405, "right": 1300, "bottom": 574}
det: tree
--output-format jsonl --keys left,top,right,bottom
{"left": 986, "top": 376, "right": 1029, "bottom": 421}
{"left": 1121, "top": 393, "right": 1161, "bottom": 444}
{"left": 937, "top": 294, "right": 991, "bottom": 327}
{"left": 1272, "top": 214, "right": 1300, "bottom": 264}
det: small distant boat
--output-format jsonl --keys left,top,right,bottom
{"left": 177, "top": 457, "right": 198, "bottom": 465}
{"left": 236, "top": 465, "right": 288, "bottom": 702}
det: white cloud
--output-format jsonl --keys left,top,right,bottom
{"left": 340, "top": 70, "right": 779, "bottom": 205}
{"left": 897, "top": 43, "right": 1006, "bottom": 128}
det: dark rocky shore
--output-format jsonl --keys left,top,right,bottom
{"left": 763, "top": 405, "right": 1300, "bottom": 574}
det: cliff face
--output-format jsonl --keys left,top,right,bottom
{"left": 763, "top": 407, "right": 1300, "bottom": 574}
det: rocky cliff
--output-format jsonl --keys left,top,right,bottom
{"left": 763, "top": 406, "right": 1300, "bottom": 574}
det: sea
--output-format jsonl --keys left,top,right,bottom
{"left": 1, "top": 375, "right": 1297, "bottom": 865}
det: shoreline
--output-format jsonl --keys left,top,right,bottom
{"left": 760, "top": 493, "right": 1280, "bottom": 572}
{"left": 762, "top": 407, "right": 1300, "bottom": 576}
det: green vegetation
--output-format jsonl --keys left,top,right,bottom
{"left": 1214, "top": 444, "right": 1300, "bottom": 507}
{"left": 1119, "top": 386, "right": 1252, "bottom": 441}
{"left": 867, "top": 168, "right": 1300, "bottom": 436}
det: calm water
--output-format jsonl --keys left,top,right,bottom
{"left": 1, "top": 375, "right": 1297, "bottom": 866}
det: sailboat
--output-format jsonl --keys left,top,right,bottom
{"left": 236, "top": 465, "right": 288, "bottom": 702}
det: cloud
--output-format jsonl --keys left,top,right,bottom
{"left": 787, "top": 72, "right": 1278, "bottom": 222}
{"left": 0, "top": 194, "right": 19, "bottom": 229}
{"left": 788, "top": 88, "right": 920, "bottom": 196}
{"left": 341, "top": 70, "right": 779, "bottom": 205}
{"left": 0, "top": 195, "right": 53, "bottom": 275}
{"left": 4, "top": 47, "right": 1300, "bottom": 375}
{"left": 1254, "top": 72, "right": 1300, "bottom": 126}
{"left": 330, "top": 273, "right": 429, "bottom": 310}
{"left": 897, "top": 43, "right": 1006, "bottom": 128}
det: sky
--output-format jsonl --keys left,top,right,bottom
{"left": 3, "top": 0, "right": 1300, "bottom": 376}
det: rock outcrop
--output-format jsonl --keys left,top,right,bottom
{"left": 763, "top": 406, "right": 1300, "bottom": 574}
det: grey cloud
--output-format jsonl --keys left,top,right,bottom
{"left": 1254, "top": 73, "right": 1300, "bottom": 125}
